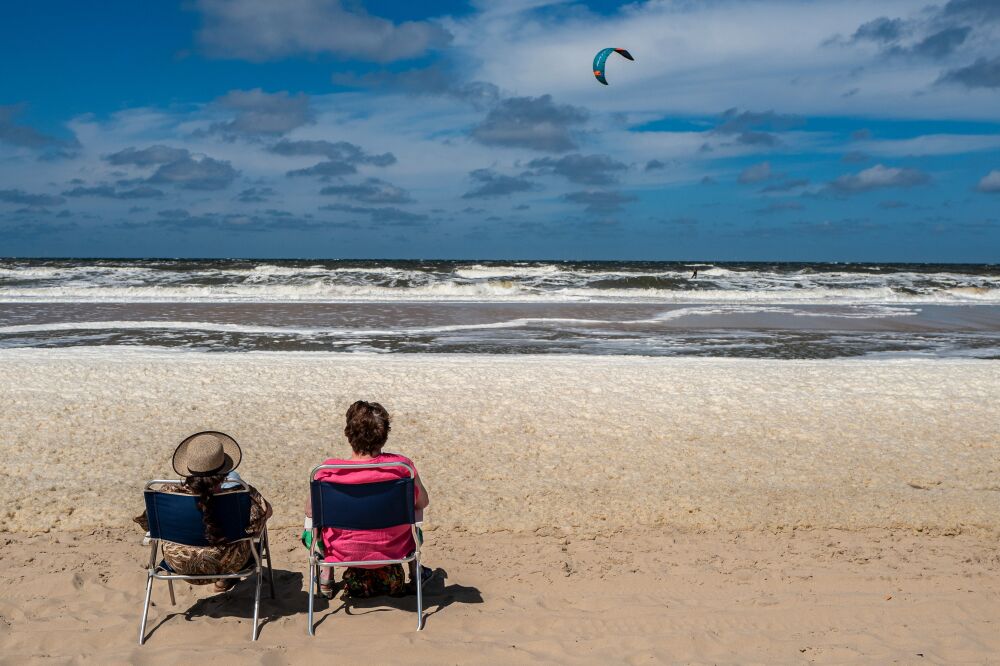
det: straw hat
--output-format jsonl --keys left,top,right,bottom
{"left": 172, "top": 431, "right": 242, "bottom": 477}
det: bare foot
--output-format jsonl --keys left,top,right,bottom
{"left": 213, "top": 579, "right": 237, "bottom": 593}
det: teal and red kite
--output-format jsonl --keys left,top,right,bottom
{"left": 593, "top": 48, "right": 634, "bottom": 85}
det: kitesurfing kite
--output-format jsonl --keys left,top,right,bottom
{"left": 593, "top": 47, "right": 634, "bottom": 85}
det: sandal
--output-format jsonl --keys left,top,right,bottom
{"left": 213, "top": 579, "right": 237, "bottom": 593}
{"left": 317, "top": 568, "right": 336, "bottom": 599}
{"left": 406, "top": 567, "right": 436, "bottom": 594}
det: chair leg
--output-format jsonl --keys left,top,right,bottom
{"left": 265, "top": 533, "right": 276, "bottom": 599}
{"left": 307, "top": 559, "right": 316, "bottom": 636}
{"left": 415, "top": 557, "right": 423, "bottom": 631}
{"left": 138, "top": 574, "right": 154, "bottom": 645}
{"left": 167, "top": 579, "right": 176, "bottom": 605}
{"left": 252, "top": 568, "right": 263, "bottom": 641}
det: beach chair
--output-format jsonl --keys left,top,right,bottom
{"left": 307, "top": 462, "right": 424, "bottom": 634}
{"left": 138, "top": 479, "right": 275, "bottom": 644}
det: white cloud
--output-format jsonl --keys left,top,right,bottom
{"left": 738, "top": 162, "right": 773, "bottom": 184}
{"left": 446, "top": 0, "right": 998, "bottom": 118}
{"left": 828, "top": 163, "right": 930, "bottom": 193}
{"left": 6, "top": 0, "right": 1000, "bottom": 239}
{"left": 852, "top": 134, "right": 1000, "bottom": 157}
{"left": 208, "top": 89, "right": 313, "bottom": 136}
{"left": 195, "top": 0, "right": 450, "bottom": 62}
{"left": 977, "top": 170, "right": 1000, "bottom": 193}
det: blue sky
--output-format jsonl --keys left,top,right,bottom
{"left": 0, "top": 0, "right": 998, "bottom": 261}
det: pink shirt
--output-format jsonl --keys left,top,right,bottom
{"left": 313, "top": 453, "right": 419, "bottom": 567}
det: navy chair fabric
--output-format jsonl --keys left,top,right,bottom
{"left": 310, "top": 478, "right": 415, "bottom": 530}
{"left": 144, "top": 490, "right": 252, "bottom": 546}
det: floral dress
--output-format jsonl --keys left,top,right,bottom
{"left": 342, "top": 564, "right": 407, "bottom": 598}
{"left": 135, "top": 483, "right": 268, "bottom": 584}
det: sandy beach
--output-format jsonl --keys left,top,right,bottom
{"left": 3, "top": 526, "right": 1000, "bottom": 664}
{"left": 1, "top": 349, "right": 999, "bottom": 662}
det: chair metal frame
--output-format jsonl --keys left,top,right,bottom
{"left": 138, "top": 479, "right": 276, "bottom": 644}
{"left": 307, "top": 462, "right": 424, "bottom": 634}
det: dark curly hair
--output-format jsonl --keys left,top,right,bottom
{"left": 345, "top": 400, "right": 391, "bottom": 456}
{"left": 186, "top": 473, "right": 228, "bottom": 546}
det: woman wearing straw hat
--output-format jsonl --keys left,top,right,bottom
{"left": 134, "top": 431, "right": 272, "bottom": 593}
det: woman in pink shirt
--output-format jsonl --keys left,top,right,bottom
{"left": 306, "top": 400, "right": 431, "bottom": 598}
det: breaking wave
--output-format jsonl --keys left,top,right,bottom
{"left": 0, "top": 259, "right": 997, "bottom": 305}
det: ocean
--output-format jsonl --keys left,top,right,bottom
{"left": 1, "top": 259, "right": 998, "bottom": 358}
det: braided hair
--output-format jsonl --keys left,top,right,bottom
{"left": 185, "top": 473, "right": 228, "bottom": 546}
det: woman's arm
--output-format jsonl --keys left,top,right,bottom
{"left": 245, "top": 486, "right": 273, "bottom": 535}
{"left": 414, "top": 474, "right": 429, "bottom": 510}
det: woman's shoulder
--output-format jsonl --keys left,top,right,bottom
{"left": 244, "top": 483, "right": 265, "bottom": 498}
{"left": 377, "top": 452, "right": 416, "bottom": 466}
{"left": 313, "top": 453, "right": 417, "bottom": 480}
{"left": 318, "top": 453, "right": 415, "bottom": 465}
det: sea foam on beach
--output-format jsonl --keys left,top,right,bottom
{"left": 2, "top": 348, "right": 997, "bottom": 535}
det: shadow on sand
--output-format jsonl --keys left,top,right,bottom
{"left": 143, "top": 568, "right": 307, "bottom": 640}
{"left": 312, "top": 568, "right": 483, "bottom": 631}
{"left": 143, "top": 567, "right": 482, "bottom": 640}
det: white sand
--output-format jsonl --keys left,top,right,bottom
{"left": 1, "top": 348, "right": 998, "bottom": 534}
{"left": 3, "top": 527, "right": 1000, "bottom": 663}
{"left": 3, "top": 348, "right": 1000, "bottom": 662}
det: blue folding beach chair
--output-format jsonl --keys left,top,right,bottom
{"left": 138, "top": 479, "right": 275, "bottom": 644}
{"left": 307, "top": 462, "right": 424, "bottom": 634}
